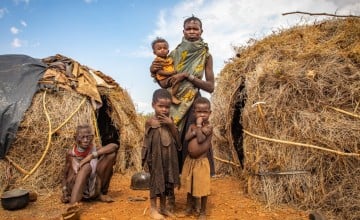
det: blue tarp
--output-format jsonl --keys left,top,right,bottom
{"left": 0, "top": 54, "right": 46, "bottom": 158}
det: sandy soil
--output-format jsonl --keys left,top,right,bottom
{"left": 0, "top": 173, "right": 308, "bottom": 220}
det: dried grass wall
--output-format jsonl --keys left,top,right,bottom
{"left": 212, "top": 18, "right": 360, "bottom": 219}
{"left": 0, "top": 85, "right": 143, "bottom": 194}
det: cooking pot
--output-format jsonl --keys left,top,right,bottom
{"left": 130, "top": 171, "right": 150, "bottom": 190}
{"left": 1, "top": 189, "right": 29, "bottom": 210}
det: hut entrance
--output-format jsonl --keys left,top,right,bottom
{"left": 97, "top": 95, "right": 120, "bottom": 146}
{"left": 230, "top": 84, "right": 246, "bottom": 168}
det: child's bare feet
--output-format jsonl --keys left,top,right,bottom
{"left": 99, "top": 194, "right": 114, "bottom": 203}
{"left": 150, "top": 208, "right": 165, "bottom": 220}
{"left": 198, "top": 213, "right": 206, "bottom": 220}
{"left": 160, "top": 209, "right": 175, "bottom": 218}
{"left": 176, "top": 208, "right": 192, "bottom": 218}
{"left": 172, "top": 96, "right": 181, "bottom": 104}
{"left": 61, "top": 203, "right": 81, "bottom": 220}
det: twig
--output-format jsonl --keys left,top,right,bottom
{"left": 327, "top": 106, "right": 360, "bottom": 119}
{"left": 214, "top": 155, "right": 241, "bottom": 167}
{"left": 52, "top": 97, "right": 87, "bottom": 134}
{"left": 282, "top": 11, "right": 360, "bottom": 18}
{"left": 243, "top": 129, "right": 360, "bottom": 157}
{"left": 143, "top": 206, "right": 148, "bottom": 215}
{"left": 5, "top": 156, "right": 29, "bottom": 175}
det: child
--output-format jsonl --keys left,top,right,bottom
{"left": 181, "top": 97, "right": 212, "bottom": 219}
{"left": 61, "top": 124, "right": 119, "bottom": 205}
{"left": 151, "top": 37, "right": 181, "bottom": 105}
{"left": 142, "top": 88, "right": 181, "bottom": 219}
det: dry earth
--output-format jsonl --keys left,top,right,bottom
{"left": 0, "top": 173, "right": 308, "bottom": 220}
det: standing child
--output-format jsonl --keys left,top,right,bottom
{"left": 142, "top": 89, "right": 181, "bottom": 219}
{"left": 61, "top": 124, "right": 119, "bottom": 205}
{"left": 151, "top": 37, "right": 181, "bottom": 104}
{"left": 181, "top": 97, "right": 212, "bottom": 220}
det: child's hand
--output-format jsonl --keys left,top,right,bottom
{"left": 196, "top": 117, "right": 203, "bottom": 126}
{"left": 169, "top": 72, "right": 187, "bottom": 85}
{"left": 157, "top": 114, "right": 173, "bottom": 126}
{"left": 150, "top": 59, "right": 164, "bottom": 73}
{"left": 201, "top": 125, "right": 213, "bottom": 136}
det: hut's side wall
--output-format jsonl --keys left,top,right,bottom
{"left": 212, "top": 18, "right": 360, "bottom": 219}
{"left": 0, "top": 87, "right": 143, "bottom": 193}
{"left": 0, "top": 91, "right": 95, "bottom": 191}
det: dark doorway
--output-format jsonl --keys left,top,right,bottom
{"left": 231, "top": 84, "right": 246, "bottom": 168}
{"left": 96, "top": 95, "right": 120, "bottom": 146}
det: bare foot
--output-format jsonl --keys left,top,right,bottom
{"left": 150, "top": 208, "right": 165, "bottom": 220}
{"left": 160, "top": 209, "right": 175, "bottom": 218}
{"left": 198, "top": 213, "right": 206, "bottom": 220}
{"left": 176, "top": 208, "right": 192, "bottom": 218}
{"left": 172, "top": 96, "right": 181, "bottom": 104}
{"left": 99, "top": 194, "right": 114, "bottom": 203}
{"left": 61, "top": 203, "right": 81, "bottom": 220}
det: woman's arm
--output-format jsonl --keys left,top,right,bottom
{"left": 189, "top": 54, "right": 214, "bottom": 93}
{"left": 170, "top": 55, "right": 215, "bottom": 93}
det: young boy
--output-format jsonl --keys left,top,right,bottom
{"left": 151, "top": 37, "right": 181, "bottom": 104}
{"left": 142, "top": 88, "right": 181, "bottom": 219}
{"left": 61, "top": 124, "right": 119, "bottom": 205}
{"left": 181, "top": 97, "right": 212, "bottom": 219}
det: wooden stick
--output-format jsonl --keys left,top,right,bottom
{"left": 243, "top": 129, "right": 360, "bottom": 157}
{"left": 143, "top": 206, "right": 148, "bottom": 215}
{"left": 23, "top": 91, "right": 53, "bottom": 181}
{"left": 52, "top": 97, "right": 87, "bottom": 134}
{"left": 282, "top": 11, "right": 360, "bottom": 18}
{"left": 214, "top": 156, "right": 241, "bottom": 167}
{"left": 328, "top": 106, "right": 360, "bottom": 119}
{"left": 5, "top": 156, "right": 29, "bottom": 175}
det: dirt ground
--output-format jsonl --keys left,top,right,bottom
{"left": 0, "top": 173, "right": 308, "bottom": 220}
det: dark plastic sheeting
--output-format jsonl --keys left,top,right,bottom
{"left": 0, "top": 54, "right": 46, "bottom": 158}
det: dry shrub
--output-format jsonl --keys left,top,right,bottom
{"left": 0, "top": 56, "right": 143, "bottom": 195}
{"left": 212, "top": 18, "right": 360, "bottom": 219}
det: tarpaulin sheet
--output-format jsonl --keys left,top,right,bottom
{"left": 0, "top": 54, "right": 46, "bottom": 158}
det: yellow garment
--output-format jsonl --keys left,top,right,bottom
{"left": 169, "top": 37, "right": 209, "bottom": 132}
{"left": 154, "top": 56, "right": 175, "bottom": 81}
{"left": 181, "top": 156, "right": 210, "bottom": 198}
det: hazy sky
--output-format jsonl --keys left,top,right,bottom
{"left": 1, "top": 0, "right": 359, "bottom": 113}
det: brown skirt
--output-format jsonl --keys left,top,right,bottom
{"left": 181, "top": 156, "right": 210, "bottom": 198}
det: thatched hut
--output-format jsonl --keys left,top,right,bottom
{"left": 0, "top": 54, "right": 142, "bottom": 193}
{"left": 212, "top": 18, "right": 360, "bottom": 219}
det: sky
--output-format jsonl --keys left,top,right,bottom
{"left": 1, "top": 0, "right": 359, "bottom": 113}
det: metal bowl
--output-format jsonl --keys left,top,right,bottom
{"left": 130, "top": 171, "right": 150, "bottom": 190}
{"left": 1, "top": 189, "right": 29, "bottom": 210}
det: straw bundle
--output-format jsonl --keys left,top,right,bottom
{"left": 211, "top": 18, "right": 360, "bottom": 219}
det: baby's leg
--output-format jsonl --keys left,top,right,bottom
{"left": 171, "top": 83, "right": 181, "bottom": 104}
